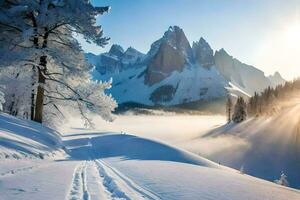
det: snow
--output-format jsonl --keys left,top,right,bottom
{"left": 88, "top": 27, "right": 286, "bottom": 107}
{"left": 196, "top": 103, "right": 300, "bottom": 188}
{"left": 226, "top": 82, "right": 251, "bottom": 98}
{"left": 0, "top": 113, "right": 64, "bottom": 159}
{"left": 1, "top": 113, "right": 300, "bottom": 199}
{"left": 93, "top": 64, "right": 228, "bottom": 106}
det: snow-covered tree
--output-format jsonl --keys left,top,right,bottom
{"left": 0, "top": 0, "right": 117, "bottom": 126}
{"left": 274, "top": 172, "right": 289, "bottom": 187}
{"left": 0, "top": 66, "right": 32, "bottom": 117}
{"left": 232, "top": 97, "right": 247, "bottom": 123}
{"left": 0, "top": 85, "right": 5, "bottom": 111}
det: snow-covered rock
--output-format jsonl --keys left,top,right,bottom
{"left": 87, "top": 26, "right": 285, "bottom": 107}
{"left": 268, "top": 71, "right": 286, "bottom": 87}
{"left": 192, "top": 37, "right": 214, "bottom": 68}
{"left": 108, "top": 44, "right": 124, "bottom": 58}
{"left": 85, "top": 45, "right": 145, "bottom": 75}
{"left": 214, "top": 48, "right": 285, "bottom": 95}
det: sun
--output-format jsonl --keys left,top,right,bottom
{"left": 284, "top": 22, "right": 300, "bottom": 43}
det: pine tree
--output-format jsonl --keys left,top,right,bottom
{"left": 232, "top": 97, "right": 247, "bottom": 123}
{"left": 226, "top": 96, "right": 233, "bottom": 123}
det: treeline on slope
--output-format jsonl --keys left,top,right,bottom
{"left": 226, "top": 78, "right": 300, "bottom": 123}
{"left": 247, "top": 78, "right": 300, "bottom": 116}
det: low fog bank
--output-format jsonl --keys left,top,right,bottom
{"left": 62, "top": 113, "right": 225, "bottom": 143}
{"left": 61, "top": 113, "right": 250, "bottom": 161}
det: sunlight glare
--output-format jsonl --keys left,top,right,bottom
{"left": 285, "top": 22, "right": 300, "bottom": 44}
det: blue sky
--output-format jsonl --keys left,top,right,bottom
{"left": 80, "top": 0, "right": 300, "bottom": 80}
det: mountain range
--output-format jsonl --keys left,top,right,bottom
{"left": 86, "top": 26, "right": 285, "bottom": 107}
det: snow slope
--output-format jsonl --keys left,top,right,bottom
{"left": 1, "top": 114, "right": 300, "bottom": 199}
{"left": 93, "top": 65, "right": 228, "bottom": 106}
{"left": 0, "top": 113, "right": 64, "bottom": 159}
{"left": 197, "top": 104, "right": 300, "bottom": 189}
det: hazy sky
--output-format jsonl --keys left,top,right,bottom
{"left": 81, "top": 0, "right": 300, "bottom": 80}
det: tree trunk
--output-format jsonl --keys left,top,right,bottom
{"left": 31, "top": 66, "right": 35, "bottom": 120}
{"left": 34, "top": 55, "right": 47, "bottom": 123}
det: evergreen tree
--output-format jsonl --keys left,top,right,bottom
{"left": 246, "top": 78, "right": 300, "bottom": 117}
{"left": 226, "top": 96, "right": 233, "bottom": 123}
{"left": 232, "top": 97, "right": 247, "bottom": 123}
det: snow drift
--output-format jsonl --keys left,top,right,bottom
{"left": 0, "top": 113, "right": 64, "bottom": 159}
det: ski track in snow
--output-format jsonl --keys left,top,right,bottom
{"left": 95, "top": 160, "right": 161, "bottom": 200}
{"left": 66, "top": 160, "right": 160, "bottom": 200}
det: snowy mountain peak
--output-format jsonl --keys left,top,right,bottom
{"left": 216, "top": 48, "right": 230, "bottom": 57}
{"left": 121, "top": 46, "right": 145, "bottom": 64}
{"left": 162, "top": 25, "right": 193, "bottom": 58}
{"left": 268, "top": 71, "right": 285, "bottom": 87}
{"left": 273, "top": 71, "right": 283, "bottom": 78}
{"left": 109, "top": 44, "right": 124, "bottom": 58}
{"left": 192, "top": 37, "right": 214, "bottom": 68}
{"left": 124, "top": 46, "right": 144, "bottom": 57}
{"left": 195, "top": 37, "right": 210, "bottom": 47}
{"left": 89, "top": 26, "right": 285, "bottom": 106}
{"left": 144, "top": 26, "right": 193, "bottom": 85}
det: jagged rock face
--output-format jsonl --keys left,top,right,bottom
{"left": 144, "top": 42, "right": 185, "bottom": 85}
{"left": 144, "top": 26, "right": 191, "bottom": 86}
{"left": 214, "top": 48, "right": 275, "bottom": 95}
{"left": 268, "top": 72, "right": 285, "bottom": 87}
{"left": 121, "top": 47, "right": 145, "bottom": 65}
{"left": 88, "top": 25, "right": 286, "bottom": 106}
{"left": 97, "top": 53, "right": 119, "bottom": 74}
{"left": 163, "top": 26, "right": 193, "bottom": 59}
{"left": 88, "top": 45, "right": 145, "bottom": 74}
{"left": 192, "top": 38, "right": 214, "bottom": 68}
{"left": 109, "top": 44, "right": 124, "bottom": 58}
{"left": 214, "top": 49, "right": 244, "bottom": 87}
{"left": 150, "top": 84, "right": 177, "bottom": 104}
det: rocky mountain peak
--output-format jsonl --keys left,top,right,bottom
{"left": 144, "top": 42, "right": 186, "bottom": 86}
{"left": 192, "top": 37, "right": 214, "bottom": 68}
{"left": 109, "top": 44, "right": 124, "bottom": 58}
{"left": 268, "top": 71, "right": 286, "bottom": 87}
{"left": 121, "top": 47, "right": 145, "bottom": 64}
{"left": 144, "top": 26, "right": 190, "bottom": 86}
{"left": 163, "top": 26, "right": 193, "bottom": 58}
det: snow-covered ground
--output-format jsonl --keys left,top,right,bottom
{"left": 1, "top": 113, "right": 300, "bottom": 200}
{"left": 61, "top": 114, "right": 226, "bottom": 144}
{"left": 0, "top": 113, "right": 65, "bottom": 159}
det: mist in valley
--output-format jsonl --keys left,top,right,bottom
{"left": 62, "top": 113, "right": 250, "bottom": 162}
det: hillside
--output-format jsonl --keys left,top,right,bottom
{"left": 1, "top": 113, "right": 300, "bottom": 199}
{"left": 196, "top": 103, "right": 300, "bottom": 189}
{"left": 0, "top": 113, "right": 64, "bottom": 159}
